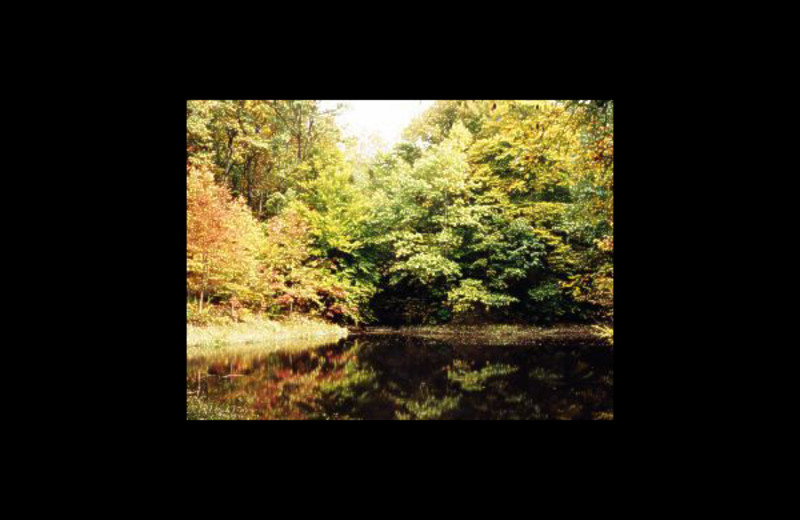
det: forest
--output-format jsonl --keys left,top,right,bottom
{"left": 187, "top": 99, "right": 612, "bottom": 332}
{"left": 186, "top": 100, "right": 613, "bottom": 420}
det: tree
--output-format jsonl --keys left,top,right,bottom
{"left": 187, "top": 167, "right": 263, "bottom": 312}
{"left": 186, "top": 100, "right": 343, "bottom": 220}
{"left": 186, "top": 100, "right": 613, "bottom": 329}
{"left": 403, "top": 100, "right": 490, "bottom": 145}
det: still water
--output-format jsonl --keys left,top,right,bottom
{"left": 187, "top": 331, "right": 613, "bottom": 420}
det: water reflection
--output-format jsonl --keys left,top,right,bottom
{"left": 187, "top": 333, "right": 613, "bottom": 420}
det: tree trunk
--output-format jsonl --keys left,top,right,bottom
{"left": 244, "top": 156, "right": 253, "bottom": 206}
{"left": 297, "top": 133, "right": 302, "bottom": 162}
{"left": 199, "top": 255, "right": 209, "bottom": 313}
{"left": 223, "top": 132, "right": 236, "bottom": 179}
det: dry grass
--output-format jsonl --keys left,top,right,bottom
{"left": 592, "top": 324, "right": 613, "bottom": 346}
{"left": 187, "top": 315, "right": 347, "bottom": 351}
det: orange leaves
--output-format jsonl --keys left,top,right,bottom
{"left": 187, "top": 166, "right": 263, "bottom": 299}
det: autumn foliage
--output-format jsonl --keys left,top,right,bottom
{"left": 187, "top": 167, "right": 262, "bottom": 311}
{"left": 186, "top": 100, "right": 613, "bottom": 333}
{"left": 187, "top": 167, "right": 359, "bottom": 323}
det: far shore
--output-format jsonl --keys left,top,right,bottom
{"left": 349, "top": 323, "right": 610, "bottom": 346}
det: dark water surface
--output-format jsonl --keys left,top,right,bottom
{"left": 187, "top": 331, "right": 613, "bottom": 420}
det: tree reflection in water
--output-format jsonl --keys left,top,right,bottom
{"left": 187, "top": 333, "right": 613, "bottom": 420}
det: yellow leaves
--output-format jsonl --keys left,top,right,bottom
{"left": 593, "top": 324, "right": 613, "bottom": 346}
{"left": 187, "top": 166, "right": 264, "bottom": 296}
{"left": 508, "top": 180, "right": 527, "bottom": 194}
{"left": 596, "top": 235, "right": 613, "bottom": 253}
{"left": 517, "top": 202, "right": 568, "bottom": 227}
{"left": 470, "top": 101, "right": 592, "bottom": 199}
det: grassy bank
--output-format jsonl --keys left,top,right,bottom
{"left": 187, "top": 315, "right": 348, "bottom": 350}
{"left": 353, "top": 323, "right": 611, "bottom": 346}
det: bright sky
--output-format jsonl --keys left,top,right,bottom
{"left": 319, "top": 100, "right": 435, "bottom": 155}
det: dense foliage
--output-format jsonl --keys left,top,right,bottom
{"left": 187, "top": 100, "right": 613, "bottom": 332}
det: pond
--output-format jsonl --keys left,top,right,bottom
{"left": 186, "top": 330, "right": 613, "bottom": 420}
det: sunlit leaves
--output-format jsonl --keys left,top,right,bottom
{"left": 187, "top": 167, "right": 263, "bottom": 308}
{"left": 186, "top": 99, "right": 613, "bottom": 328}
{"left": 447, "top": 279, "right": 517, "bottom": 314}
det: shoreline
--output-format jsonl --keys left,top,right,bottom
{"left": 187, "top": 316, "right": 348, "bottom": 350}
{"left": 349, "top": 323, "right": 610, "bottom": 346}
{"left": 187, "top": 319, "right": 611, "bottom": 354}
